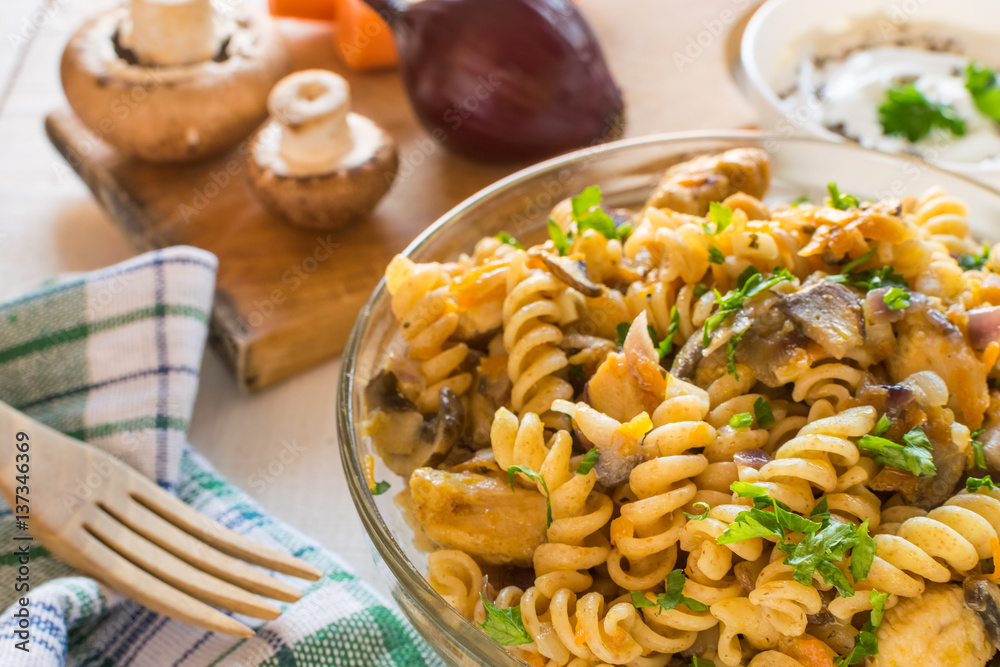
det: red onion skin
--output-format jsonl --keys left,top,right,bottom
{"left": 864, "top": 287, "right": 905, "bottom": 324}
{"left": 967, "top": 306, "right": 1000, "bottom": 349}
{"left": 365, "top": 0, "right": 625, "bottom": 162}
{"left": 733, "top": 448, "right": 772, "bottom": 470}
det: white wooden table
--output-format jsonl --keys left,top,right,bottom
{"left": 0, "top": 0, "right": 755, "bottom": 604}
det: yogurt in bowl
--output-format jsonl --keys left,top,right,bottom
{"left": 741, "top": 0, "right": 1000, "bottom": 185}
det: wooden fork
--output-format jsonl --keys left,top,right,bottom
{"left": 0, "top": 400, "right": 322, "bottom": 637}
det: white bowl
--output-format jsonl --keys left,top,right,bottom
{"left": 741, "top": 0, "right": 1000, "bottom": 187}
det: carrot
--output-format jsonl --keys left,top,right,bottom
{"left": 268, "top": 0, "right": 335, "bottom": 21}
{"left": 333, "top": 0, "right": 398, "bottom": 71}
{"left": 985, "top": 341, "right": 1000, "bottom": 371}
{"left": 778, "top": 637, "right": 836, "bottom": 667}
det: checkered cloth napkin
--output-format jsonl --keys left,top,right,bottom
{"left": 0, "top": 247, "right": 444, "bottom": 666}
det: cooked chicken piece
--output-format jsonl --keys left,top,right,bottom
{"left": 873, "top": 584, "right": 995, "bottom": 667}
{"left": 586, "top": 312, "right": 665, "bottom": 423}
{"left": 887, "top": 305, "right": 989, "bottom": 429}
{"left": 645, "top": 147, "right": 771, "bottom": 216}
{"left": 409, "top": 467, "right": 548, "bottom": 567}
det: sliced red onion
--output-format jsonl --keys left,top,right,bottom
{"left": 967, "top": 305, "right": 1000, "bottom": 349}
{"left": 733, "top": 448, "right": 772, "bottom": 470}
{"left": 864, "top": 287, "right": 905, "bottom": 324}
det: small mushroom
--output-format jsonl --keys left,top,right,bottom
{"left": 531, "top": 250, "right": 604, "bottom": 297}
{"left": 964, "top": 576, "right": 1000, "bottom": 649}
{"left": 248, "top": 69, "right": 399, "bottom": 229}
{"left": 61, "top": 0, "right": 290, "bottom": 161}
{"left": 363, "top": 370, "right": 464, "bottom": 476}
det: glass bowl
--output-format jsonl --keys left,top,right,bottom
{"left": 337, "top": 131, "right": 1000, "bottom": 666}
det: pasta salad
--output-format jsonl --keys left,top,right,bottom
{"left": 363, "top": 147, "right": 1000, "bottom": 667}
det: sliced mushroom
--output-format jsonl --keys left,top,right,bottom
{"left": 363, "top": 370, "right": 464, "bottom": 476}
{"left": 248, "top": 69, "right": 399, "bottom": 229}
{"left": 868, "top": 408, "right": 967, "bottom": 510}
{"left": 670, "top": 331, "right": 703, "bottom": 380}
{"left": 965, "top": 577, "right": 1000, "bottom": 650}
{"left": 61, "top": 1, "right": 290, "bottom": 161}
{"left": 779, "top": 282, "right": 865, "bottom": 361}
{"left": 532, "top": 251, "right": 604, "bottom": 297}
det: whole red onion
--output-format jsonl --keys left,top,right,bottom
{"left": 363, "top": 0, "right": 625, "bottom": 161}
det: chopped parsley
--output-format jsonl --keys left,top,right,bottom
{"left": 972, "top": 427, "right": 987, "bottom": 469}
{"left": 967, "top": 475, "right": 997, "bottom": 493}
{"left": 707, "top": 245, "right": 726, "bottom": 264}
{"left": 703, "top": 202, "right": 733, "bottom": 235}
{"left": 577, "top": 448, "right": 599, "bottom": 475}
{"left": 506, "top": 465, "right": 553, "bottom": 528}
{"left": 725, "top": 331, "right": 744, "bottom": 380}
{"left": 883, "top": 287, "right": 910, "bottom": 310}
{"left": 826, "top": 182, "right": 860, "bottom": 211}
{"left": 841, "top": 248, "right": 877, "bottom": 274}
{"left": 729, "top": 412, "right": 754, "bottom": 429}
{"left": 826, "top": 249, "right": 907, "bottom": 293}
{"left": 479, "top": 594, "right": 533, "bottom": 646}
{"left": 902, "top": 425, "right": 932, "bottom": 450}
{"left": 615, "top": 321, "right": 631, "bottom": 347}
{"left": 958, "top": 244, "right": 991, "bottom": 272}
{"left": 835, "top": 590, "right": 889, "bottom": 666}
{"left": 873, "top": 414, "right": 892, "bottom": 436}
{"left": 965, "top": 62, "right": 1000, "bottom": 124}
{"left": 753, "top": 397, "right": 775, "bottom": 429}
{"left": 571, "top": 186, "right": 630, "bottom": 241}
{"left": 371, "top": 480, "right": 391, "bottom": 495}
{"left": 692, "top": 283, "right": 709, "bottom": 299}
{"left": 684, "top": 501, "right": 710, "bottom": 520}
{"left": 857, "top": 423, "right": 937, "bottom": 478}
{"left": 495, "top": 232, "right": 524, "bottom": 250}
{"left": 630, "top": 569, "right": 708, "bottom": 614}
{"left": 691, "top": 658, "right": 715, "bottom": 667}
{"left": 547, "top": 217, "right": 572, "bottom": 256}
{"left": 702, "top": 267, "right": 795, "bottom": 347}
{"left": 657, "top": 306, "right": 681, "bottom": 358}
{"left": 718, "top": 484, "right": 873, "bottom": 596}
{"left": 791, "top": 195, "right": 810, "bottom": 207}
{"left": 878, "top": 83, "right": 966, "bottom": 142}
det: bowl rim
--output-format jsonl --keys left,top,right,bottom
{"left": 336, "top": 129, "right": 1000, "bottom": 663}
{"left": 739, "top": 0, "right": 1000, "bottom": 176}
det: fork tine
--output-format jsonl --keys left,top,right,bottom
{"left": 87, "top": 508, "right": 283, "bottom": 621}
{"left": 66, "top": 527, "right": 256, "bottom": 637}
{"left": 129, "top": 478, "right": 322, "bottom": 580}
{"left": 101, "top": 496, "right": 302, "bottom": 603}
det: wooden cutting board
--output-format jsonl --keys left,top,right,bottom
{"left": 46, "top": 1, "right": 758, "bottom": 392}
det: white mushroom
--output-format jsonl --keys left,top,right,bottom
{"left": 247, "top": 69, "right": 398, "bottom": 230}
{"left": 118, "top": 0, "right": 221, "bottom": 66}
{"left": 61, "top": 0, "right": 290, "bottom": 162}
